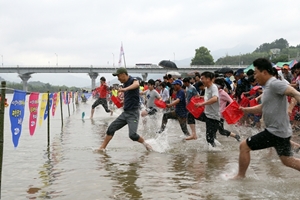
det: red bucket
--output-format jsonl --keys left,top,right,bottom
{"left": 154, "top": 99, "right": 166, "bottom": 109}
{"left": 222, "top": 101, "right": 244, "bottom": 124}
{"left": 249, "top": 98, "right": 258, "bottom": 107}
{"left": 111, "top": 96, "right": 123, "bottom": 108}
{"left": 239, "top": 94, "right": 250, "bottom": 107}
{"left": 186, "top": 97, "right": 204, "bottom": 118}
{"left": 249, "top": 86, "right": 261, "bottom": 96}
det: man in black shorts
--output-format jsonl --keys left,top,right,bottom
{"left": 233, "top": 58, "right": 300, "bottom": 179}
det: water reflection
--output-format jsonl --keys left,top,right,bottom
{"left": 27, "top": 130, "right": 66, "bottom": 199}
{"left": 97, "top": 153, "right": 143, "bottom": 199}
{"left": 3, "top": 93, "right": 300, "bottom": 199}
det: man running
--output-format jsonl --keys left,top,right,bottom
{"left": 90, "top": 76, "right": 113, "bottom": 118}
{"left": 233, "top": 58, "right": 300, "bottom": 179}
{"left": 97, "top": 68, "right": 152, "bottom": 152}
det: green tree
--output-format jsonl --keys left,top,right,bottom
{"left": 215, "top": 52, "right": 270, "bottom": 65}
{"left": 254, "top": 38, "right": 289, "bottom": 53}
{"left": 191, "top": 46, "right": 214, "bottom": 65}
{"left": 271, "top": 54, "right": 289, "bottom": 63}
{"left": 4, "top": 81, "right": 81, "bottom": 94}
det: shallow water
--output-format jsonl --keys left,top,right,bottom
{"left": 1, "top": 94, "right": 300, "bottom": 199}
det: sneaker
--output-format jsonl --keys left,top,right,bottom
{"left": 156, "top": 129, "right": 163, "bottom": 134}
{"left": 184, "top": 133, "right": 190, "bottom": 137}
{"left": 234, "top": 134, "right": 241, "bottom": 142}
{"left": 210, "top": 142, "right": 216, "bottom": 147}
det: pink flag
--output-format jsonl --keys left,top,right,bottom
{"left": 63, "top": 91, "right": 67, "bottom": 104}
{"left": 118, "top": 43, "right": 124, "bottom": 66}
{"left": 52, "top": 93, "right": 57, "bottom": 116}
{"left": 28, "top": 92, "right": 39, "bottom": 136}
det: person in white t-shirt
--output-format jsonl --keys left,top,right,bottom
{"left": 140, "top": 79, "right": 162, "bottom": 117}
{"left": 159, "top": 82, "right": 170, "bottom": 103}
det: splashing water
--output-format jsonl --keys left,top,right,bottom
{"left": 145, "top": 133, "right": 170, "bottom": 153}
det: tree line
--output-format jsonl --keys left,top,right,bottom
{"left": 0, "top": 79, "right": 81, "bottom": 94}
{"left": 191, "top": 38, "right": 300, "bottom": 66}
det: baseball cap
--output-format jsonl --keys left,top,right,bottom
{"left": 282, "top": 65, "right": 289, "bottom": 70}
{"left": 172, "top": 79, "right": 182, "bottom": 86}
{"left": 235, "top": 68, "right": 245, "bottom": 76}
{"left": 112, "top": 67, "right": 128, "bottom": 76}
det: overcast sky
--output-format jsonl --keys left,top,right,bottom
{"left": 1, "top": 0, "right": 300, "bottom": 86}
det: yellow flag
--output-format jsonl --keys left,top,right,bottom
{"left": 56, "top": 92, "right": 60, "bottom": 106}
{"left": 39, "top": 93, "right": 48, "bottom": 126}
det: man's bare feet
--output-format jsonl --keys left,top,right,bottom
{"left": 143, "top": 142, "right": 153, "bottom": 151}
{"left": 110, "top": 110, "right": 113, "bottom": 116}
{"left": 93, "top": 148, "right": 106, "bottom": 153}
{"left": 230, "top": 174, "right": 245, "bottom": 180}
{"left": 185, "top": 135, "right": 197, "bottom": 140}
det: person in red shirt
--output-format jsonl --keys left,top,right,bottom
{"left": 90, "top": 77, "right": 113, "bottom": 118}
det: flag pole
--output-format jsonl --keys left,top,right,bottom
{"left": 119, "top": 42, "right": 126, "bottom": 68}
{"left": 0, "top": 81, "right": 6, "bottom": 199}
{"left": 123, "top": 51, "right": 127, "bottom": 68}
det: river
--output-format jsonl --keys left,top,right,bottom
{"left": 1, "top": 94, "right": 300, "bottom": 199}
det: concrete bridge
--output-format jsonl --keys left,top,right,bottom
{"left": 0, "top": 64, "right": 247, "bottom": 91}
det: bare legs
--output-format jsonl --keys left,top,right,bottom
{"left": 232, "top": 140, "right": 251, "bottom": 179}
{"left": 233, "top": 140, "right": 300, "bottom": 180}
{"left": 98, "top": 135, "right": 152, "bottom": 151}
{"left": 280, "top": 156, "right": 300, "bottom": 171}
{"left": 90, "top": 108, "right": 95, "bottom": 119}
{"left": 137, "top": 137, "right": 153, "bottom": 151}
{"left": 186, "top": 124, "right": 197, "bottom": 140}
{"left": 98, "top": 135, "right": 113, "bottom": 151}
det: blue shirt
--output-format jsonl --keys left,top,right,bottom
{"left": 175, "top": 89, "right": 187, "bottom": 117}
{"left": 123, "top": 76, "right": 139, "bottom": 111}
{"left": 225, "top": 77, "right": 232, "bottom": 85}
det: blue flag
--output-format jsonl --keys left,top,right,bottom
{"left": 44, "top": 93, "right": 53, "bottom": 120}
{"left": 9, "top": 90, "right": 26, "bottom": 148}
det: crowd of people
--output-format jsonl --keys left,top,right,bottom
{"left": 89, "top": 58, "right": 300, "bottom": 179}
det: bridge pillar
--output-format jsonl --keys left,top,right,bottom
{"left": 19, "top": 73, "right": 32, "bottom": 91}
{"left": 88, "top": 72, "right": 99, "bottom": 90}
{"left": 141, "top": 73, "right": 148, "bottom": 81}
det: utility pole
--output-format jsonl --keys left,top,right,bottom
{"left": 55, "top": 53, "right": 58, "bottom": 66}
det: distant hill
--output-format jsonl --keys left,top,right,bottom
{"left": 211, "top": 44, "right": 256, "bottom": 60}
{"left": 175, "top": 44, "right": 256, "bottom": 67}
{"left": 28, "top": 81, "right": 46, "bottom": 86}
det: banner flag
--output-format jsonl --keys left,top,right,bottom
{"left": 9, "top": 90, "right": 26, "bottom": 147}
{"left": 66, "top": 92, "right": 69, "bottom": 104}
{"left": 44, "top": 93, "right": 53, "bottom": 120}
{"left": 28, "top": 92, "right": 39, "bottom": 136}
{"left": 52, "top": 92, "right": 58, "bottom": 116}
{"left": 56, "top": 92, "right": 60, "bottom": 113}
{"left": 39, "top": 93, "right": 48, "bottom": 126}
{"left": 70, "top": 91, "right": 73, "bottom": 103}
{"left": 63, "top": 91, "right": 67, "bottom": 104}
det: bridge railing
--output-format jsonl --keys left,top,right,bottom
{"left": 1, "top": 65, "right": 248, "bottom": 69}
